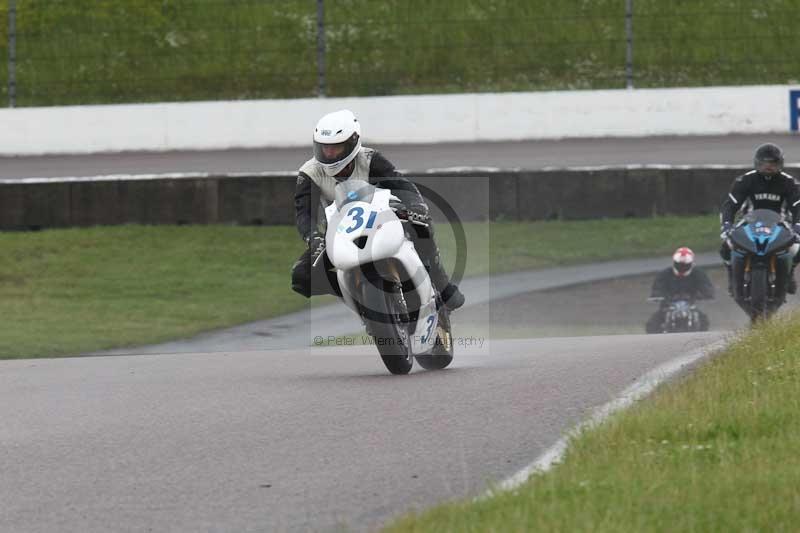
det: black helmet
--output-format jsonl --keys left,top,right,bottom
{"left": 753, "top": 143, "right": 784, "bottom": 178}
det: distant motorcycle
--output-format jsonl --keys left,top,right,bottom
{"left": 726, "top": 209, "right": 795, "bottom": 322}
{"left": 647, "top": 297, "right": 707, "bottom": 333}
{"left": 318, "top": 180, "right": 454, "bottom": 375}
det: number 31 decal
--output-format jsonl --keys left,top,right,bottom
{"left": 345, "top": 206, "right": 378, "bottom": 233}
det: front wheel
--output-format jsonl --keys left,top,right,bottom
{"left": 415, "top": 307, "right": 454, "bottom": 370}
{"left": 748, "top": 268, "right": 769, "bottom": 322}
{"left": 360, "top": 278, "right": 413, "bottom": 375}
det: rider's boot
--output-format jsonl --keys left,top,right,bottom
{"left": 415, "top": 237, "right": 465, "bottom": 310}
{"left": 788, "top": 264, "right": 798, "bottom": 295}
{"left": 440, "top": 283, "right": 465, "bottom": 311}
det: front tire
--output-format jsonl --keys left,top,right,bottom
{"left": 749, "top": 268, "right": 769, "bottom": 322}
{"left": 360, "top": 278, "right": 413, "bottom": 375}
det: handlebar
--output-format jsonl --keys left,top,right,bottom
{"left": 647, "top": 296, "right": 702, "bottom": 304}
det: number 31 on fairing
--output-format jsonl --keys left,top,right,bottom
{"left": 339, "top": 206, "right": 378, "bottom": 234}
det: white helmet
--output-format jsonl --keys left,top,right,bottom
{"left": 313, "top": 109, "right": 362, "bottom": 177}
{"left": 672, "top": 246, "right": 695, "bottom": 277}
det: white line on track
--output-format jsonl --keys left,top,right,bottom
{"left": 484, "top": 336, "right": 731, "bottom": 498}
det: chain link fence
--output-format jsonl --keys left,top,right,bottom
{"left": 1, "top": 0, "right": 799, "bottom": 107}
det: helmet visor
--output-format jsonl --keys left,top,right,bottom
{"left": 673, "top": 261, "right": 692, "bottom": 275}
{"left": 757, "top": 160, "right": 781, "bottom": 175}
{"left": 313, "top": 133, "right": 359, "bottom": 165}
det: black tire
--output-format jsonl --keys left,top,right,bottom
{"left": 645, "top": 311, "right": 664, "bottom": 334}
{"left": 697, "top": 310, "right": 710, "bottom": 331}
{"left": 360, "top": 278, "right": 413, "bottom": 375}
{"left": 749, "top": 268, "right": 769, "bottom": 321}
{"left": 416, "top": 308, "right": 454, "bottom": 370}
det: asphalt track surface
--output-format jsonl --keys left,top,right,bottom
{"left": 2, "top": 254, "right": 768, "bottom": 532}
{"left": 0, "top": 332, "right": 725, "bottom": 533}
{"left": 1, "top": 133, "right": 799, "bottom": 179}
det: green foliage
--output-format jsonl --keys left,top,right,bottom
{"left": 0, "top": 1, "right": 797, "bottom": 105}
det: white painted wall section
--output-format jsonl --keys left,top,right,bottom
{"left": 0, "top": 85, "right": 796, "bottom": 155}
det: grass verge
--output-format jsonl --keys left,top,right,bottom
{"left": 0, "top": 215, "right": 717, "bottom": 359}
{"left": 385, "top": 314, "right": 800, "bottom": 532}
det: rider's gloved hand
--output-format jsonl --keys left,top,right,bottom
{"left": 389, "top": 197, "right": 407, "bottom": 217}
{"left": 405, "top": 206, "right": 430, "bottom": 226}
{"left": 389, "top": 197, "right": 430, "bottom": 226}
{"left": 793, "top": 223, "right": 800, "bottom": 243}
{"left": 305, "top": 232, "right": 326, "bottom": 264}
{"left": 720, "top": 221, "right": 733, "bottom": 240}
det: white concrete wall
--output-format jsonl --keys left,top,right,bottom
{"left": 0, "top": 85, "right": 796, "bottom": 155}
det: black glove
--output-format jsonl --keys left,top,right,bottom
{"left": 793, "top": 223, "right": 800, "bottom": 242}
{"left": 406, "top": 207, "right": 430, "bottom": 226}
{"left": 720, "top": 221, "right": 733, "bottom": 240}
{"left": 390, "top": 197, "right": 430, "bottom": 226}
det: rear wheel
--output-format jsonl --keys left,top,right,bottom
{"left": 360, "top": 278, "right": 413, "bottom": 375}
{"left": 416, "top": 307, "right": 454, "bottom": 370}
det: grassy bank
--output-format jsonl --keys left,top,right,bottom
{"left": 0, "top": 1, "right": 798, "bottom": 105}
{"left": 386, "top": 314, "right": 800, "bottom": 532}
{"left": 0, "top": 216, "right": 717, "bottom": 359}
{"left": 0, "top": 225, "right": 303, "bottom": 359}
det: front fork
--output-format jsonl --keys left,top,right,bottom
{"left": 742, "top": 255, "right": 752, "bottom": 299}
{"left": 743, "top": 255, "right": 779, "bottom": 301}
{"left": 768, "top": 254, "right": 777, "bottom": 294}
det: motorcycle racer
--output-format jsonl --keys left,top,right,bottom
{"left": 291, "top": 109, "right": 465, "bottom": 310}
{"left": 719, "top": 143, "right": 800, "bottom": 295}
{"left": 645, "top": 247, "right": 714, "bottom": 333}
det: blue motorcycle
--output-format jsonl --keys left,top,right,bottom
{"left": 727, "top": 209, "right": 796, "bottom": 322}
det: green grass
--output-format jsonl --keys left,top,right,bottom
{"left": 444, "top": 215, "right": 720, "bottom": 277}
{"left": 0, "top": 215, "right": 717, "bottom": 359}
{"left": 385, "top": 315, "right": 800, "bottom": 532}
{"left": 0, "top": 225, "right": 304, "bottom": 359}
{"left": 0, "top": 1, "right": 798, "bottom": 106}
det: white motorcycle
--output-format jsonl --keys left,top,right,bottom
{"left": 316, "top": 180, "right": 454, "bottom": 375}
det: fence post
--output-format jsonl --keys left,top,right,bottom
{"left": 8, "top": 0, "right": 16, "bottom": 107}
{"left": 316, "top": 0, "right": 326, "bottom": 97}
{"left": 625, "top": 0, "right": 634, "bottom": 89}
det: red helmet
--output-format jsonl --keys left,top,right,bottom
{"left": 672, "top": 247, "right": 695, "bottom": 277}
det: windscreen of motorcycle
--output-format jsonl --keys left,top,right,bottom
{"left": 741, "top": 208, "right": 782, "bottom": 227}
{"left": 732, "top": 209, "right": 793, "bottom": 255}
{"left": 334, "top": 181, "right": 376, "bottom": 210}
